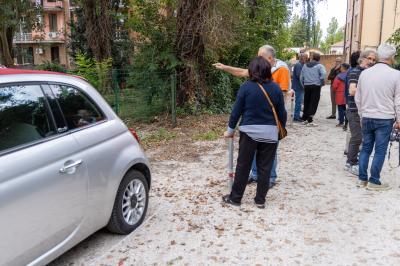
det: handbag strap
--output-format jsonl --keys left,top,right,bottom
{"left": 257, "top": 82, "right": 282, "bottom": 128}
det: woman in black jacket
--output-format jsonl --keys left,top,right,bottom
{"left": 223, "top": 56, "right": 287, "bottom": 209}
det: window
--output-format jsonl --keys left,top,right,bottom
{"left": 49, "top": 84, "right": 105, "bottom": 130}
{"left": 0, "top": 84, "right": 56, "bottom": 152}
{"left": 49, "top": 13, "right": 57, "bottom": 32}
{"left": 51, "top": 46, "right": 60, "bottom": 63}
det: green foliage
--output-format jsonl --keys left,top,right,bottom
{"left": 320, "top": 17, "right": 344, "bottom": 53}
{"left": 290, "top": 14, "right": 308, "bottom": 47}
{"left": 71, "top": 53, "right": 112, "bottom": 92}
{"left": 192, "top": 129, "right": 223, "bottom": 141}
{"left": 0, "top": 0, "right": 43, "bottom": 65}
{"left": 36, "top": 61, "right": 67, "bottom": 73}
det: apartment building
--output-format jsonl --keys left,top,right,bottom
{"left": 345, "top": 0, "right": 400, "bottom": 60}
{"left": 13, "top": 0, "right": 76, "bottom": 68}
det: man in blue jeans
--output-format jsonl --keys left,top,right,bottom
{"left": 355, "top": 44, "right": 400, "bottom": 190}
{"left": 292, "top": 53, "right": 308, "bottom": 122}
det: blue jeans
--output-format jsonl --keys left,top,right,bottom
{"left": 359, "top": 118, "right": 394, "bottom": 184}
{"left": 293, "top": 89, "right": 304, "bottom": 120}
{"left": 250, "top": 143, "right": 278, "bottom": 183}
{"left": 338, "top": 105, "right": 347, "bottom": 124}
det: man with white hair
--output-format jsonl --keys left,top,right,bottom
{"left": 213, "top": 45, "right": 290, "bottom": 188}
{"left": 355, "top": 43, "right": 400, "bottom": 190}
{"left": 213, "top": 45, "right": 290, "bottom": 96}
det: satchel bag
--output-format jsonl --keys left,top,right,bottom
{"left": 257, "top": 83, "right": 288, "bottom": 140}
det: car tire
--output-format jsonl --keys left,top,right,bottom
{"left": 107, "top": 170, "right": 149, "bottom": 234}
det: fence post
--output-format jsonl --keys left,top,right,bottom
{"left": 171, "top": 72, "right": 177, "bottom": 127}
{"left": 112, "top": 69, "right": 120, "bottom": 115}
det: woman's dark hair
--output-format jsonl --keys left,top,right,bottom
{"left": 248, "top": 56, "right": 272, "bottom": 83}
{"left": 341, "top": 63, "right": 350, "bottom": 70}
{"left": 350, "top": 51, "right": 361, "bottom": 67}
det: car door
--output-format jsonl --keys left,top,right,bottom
{"left": 0, "top": 83, "right": 88, "bottom": 266}
{"left": 47, "top": 83, "right": 124, "bottom": 225}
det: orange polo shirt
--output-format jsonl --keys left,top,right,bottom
{"left": 272, "top": 67, "right": 290, "bottom": 92}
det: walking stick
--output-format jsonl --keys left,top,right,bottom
{"left": 227, "top": 136, "right": 234, "bottom": 193}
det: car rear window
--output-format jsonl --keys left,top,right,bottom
{"left": 49, "top": 84, "right": 105, "bottom": 130}
{"left": 0, "top": 84, "right": 56, "bottom": 152}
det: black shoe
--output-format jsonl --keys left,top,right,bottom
{"left": 255, "top": 202, "right": 265, "bottom": 209}
{"left": 248, "top": 177, "right": 257, "bottom": 184}
{"left": 222, "top": 195, "right": 240, "bottom": 207}
{"left": 269, "top": 182, "right": 276, "bottom": 189}
{"left": 326, "top": 115, "right": 336, "bottom": 119}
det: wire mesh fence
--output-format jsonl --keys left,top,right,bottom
{"left": 81, "top": 68, "right": 238, "bottom": 126}
{"left": 82, "top": 69, "right": 178, "bottom": 126}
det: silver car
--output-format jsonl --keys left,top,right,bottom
{"left": 0, "top": 69, "right": 151, "bottom": 266}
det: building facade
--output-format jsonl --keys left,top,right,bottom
{"left": 330, "top": 41, "right": 344, "bottom": 55}
{"left": 345, "top": 0, "right": 400, "bottom": 60}
{"left": 13, "top": 0, "right": 76, "bottom": 68}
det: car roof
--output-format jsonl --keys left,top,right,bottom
{"left": 0, "top": 68, "right": 117, "bottom": 120}
{"left": 0, "top": 68, "right": 73, "bottom": 76}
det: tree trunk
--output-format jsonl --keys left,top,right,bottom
{"left": 0, "top": 27, "right": 15, "bottom": 67}
{"left": 83, "top": 0, "right": 112, "bottom": 62}
{"left": 174, "top": 0, "right": 213, "bottom": 107}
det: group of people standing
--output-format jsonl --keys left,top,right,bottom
{"left": 213, "top": 43, "right": 400, "bottom": 208}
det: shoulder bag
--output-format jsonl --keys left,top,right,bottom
{"left": 257, "top": 83, "right": 288, "bottom": 140}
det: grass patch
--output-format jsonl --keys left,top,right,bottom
{"left": 192, "top": 128, "right": 224, "bottom": 141}
{"left": 141, "top": 127, "right": 177, "bottom": 145}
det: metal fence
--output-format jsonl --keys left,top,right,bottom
{"left": 92, "top": 69, "right": 177, "bottom": 126}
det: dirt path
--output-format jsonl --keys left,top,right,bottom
{"left": 51, "top": 86, "right": 400, "bottom": 266}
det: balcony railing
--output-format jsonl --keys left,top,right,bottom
{"left": 13, "top": 33, "right": 33, "bottom": 43}
{"left": 43, "top": 0, "right": 63, "bottom": 11}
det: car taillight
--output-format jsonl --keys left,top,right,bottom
{"left": 129, "top": 128, "right": 140, "bottom": 143}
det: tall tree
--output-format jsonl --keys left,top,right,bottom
{"left": 174, "top": 0, "right": 214, "bottom": 106}
{"left": 290, "top": 14, "right": 308, "bottom": 47}
{"left": 311, "top": 20, "right": 322, "bottom": 47}
{"left": 320, "top": 17, "right": 344, "bottom": 53}
{"left": 0, "top": 0, "right": 41, "bottom": 66}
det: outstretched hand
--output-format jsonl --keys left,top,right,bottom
{"left": 395, "top": 122, "right": 400, "bottom": 130}
{"left": 213, "top": 63, "right": 226, "bottom": 70}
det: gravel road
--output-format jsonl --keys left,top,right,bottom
{"left": 50, "top": 86, "right": 400, "bottom": 266}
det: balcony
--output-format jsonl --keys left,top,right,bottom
{"left": 13, "top": 33, "right": 33, "bottom": 43}
{"left": 43, "top": 0, "right": 64, "bottom": 11}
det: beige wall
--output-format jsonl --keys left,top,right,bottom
{"left": 346, "top": 0, "right": 400, "bottom": 60}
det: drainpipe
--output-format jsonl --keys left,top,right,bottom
{"left": 344, "top": 0, "right": 348, "bottom": 59}
{"left": 358, "top": 0, "right": 364, "bottom": 51}
{"left": 379, "top": 0, "right": 385, "bottom": 45}
{"left": 349, "top": 0, "right": 356, "bottom": 55}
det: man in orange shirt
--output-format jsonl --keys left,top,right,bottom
{"left": 213, "top": 45, "right": 290, "bottom": 98}
{"left": 213, "top": 45, "right": 290, "bottom": 188}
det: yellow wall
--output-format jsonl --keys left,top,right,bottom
{"left": 348, "top": 0, "right": 400, "bottom": 54}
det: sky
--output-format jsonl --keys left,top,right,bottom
{"left": 292, "top": 0, "right": 348, "bottom": 38}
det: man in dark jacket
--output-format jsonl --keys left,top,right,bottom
{"left": 327, "top": 57, "right": 343, "bottom": 119}
{"left": 292, "top": 53, "right": 308, "bottom": 122}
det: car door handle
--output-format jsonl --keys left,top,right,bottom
{"left": 59, "top": 160, "right": 83, "bottom": 173}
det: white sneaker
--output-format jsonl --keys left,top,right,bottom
{"left": 344, "top": 163, "right": 351, "bottom": 171}
{"left": 306, "top": 122, "right": 318, "bottom": 127}
{"left": 366, "top": 182, "right": 391, "bottom": 191}
{"left": 349, "top": 165, "right": 359, "bottom": 176}
{"left": 356, "top": 180, "right": 368, "bottom": 187}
